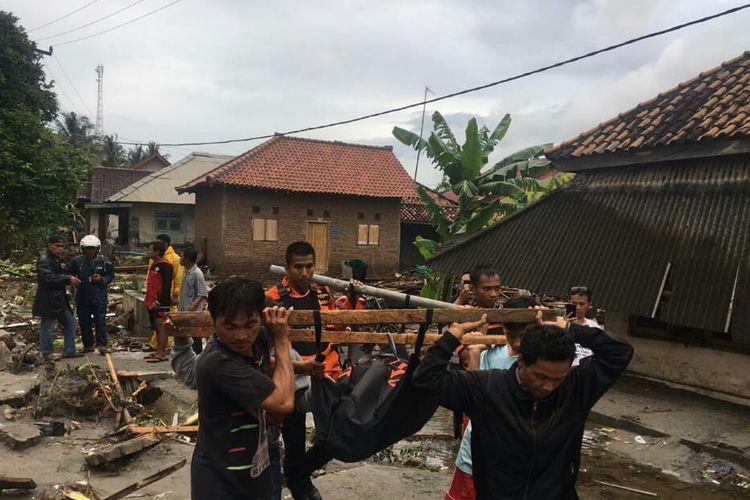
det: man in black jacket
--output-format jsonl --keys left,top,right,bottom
{"left": 413, "top": 311, "right": 633, "bottom": 500}
{"left": 32, "top": 235, "right": 83, "bottom": 361}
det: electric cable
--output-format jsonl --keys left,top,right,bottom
{"left": 35, "top": 0, "right": 147, "bottom": 42}
{"left": 61, "top": 3, "right": 750, "bottom": 148}
{"left": 28, "top": 0, "right": 100, "bottom": 33}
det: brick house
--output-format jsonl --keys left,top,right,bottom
{"left": 177, "top": 136, "right": 418, "bottom": 280}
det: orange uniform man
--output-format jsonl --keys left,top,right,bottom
{"left": 265, "top": 241, "right": 362, "bottom": 500}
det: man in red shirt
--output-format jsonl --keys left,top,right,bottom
{"left": 144, "top": 240, "right": 173, "bottom": 363}
{"left": 266, "top": 241, "right": 362, "bottom": 500}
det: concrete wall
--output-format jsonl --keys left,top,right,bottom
{"left": 607, "top": 311, "right": 750, "bottom": 399}
{"left": 194, "top": 187, "right": 401, "bottom": 281}
{"left": 129, "top": 203, "right": 196, "bottom": 246}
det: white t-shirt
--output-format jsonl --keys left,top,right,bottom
{"left": 572, "top": 317, "right": 601, "bottom": 366}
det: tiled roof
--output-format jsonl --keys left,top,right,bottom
{"left": 178, "top": 136, "right": 416, "bottom": 198}
{"left": 89, "top": 167, "right": 151, "bottom": 203}
{"left": 401, "top": 184, "right": 458, "bottom": 224}
{"left": 428, "top": 156, "right": 750, "bottom": 341}
{"left": 547, "top": 51, "right": 750, "bottom": 160}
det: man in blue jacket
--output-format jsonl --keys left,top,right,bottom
{"left": 67, "top": 235, "right": 115, "bottom": 353}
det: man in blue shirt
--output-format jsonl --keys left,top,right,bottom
{"left": 67, "top": 235, "right": 114, "bottom": 353}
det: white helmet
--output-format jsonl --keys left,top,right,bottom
{"left": 80, "top": 235, "right": 101, "bottom": 249}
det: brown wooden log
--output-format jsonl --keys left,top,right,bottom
{"left": 159, "top": 323, "right": 506, "bottom": 345}
{"left": 103, "top": 459, "right": 186, "bottom": 500}
{"left": 166, "top": 308, "right": 552, "bottom": 328}
{"left": 128, "top": 425, "right": 199, "bottom": 434}
{"left": 0, "top": 476, "right": 36, "bottom": 490}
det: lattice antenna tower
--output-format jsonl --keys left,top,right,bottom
{"left": 95, "top": 64, "right": 104, "bottom": 136}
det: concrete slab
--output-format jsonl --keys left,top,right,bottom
{"left": 0, "top": 371, "right": 42, "bottom": 407}
{"left": 0, "top": 422, "right": 42, "bottom": 450}
{"left": 590, "top": 374, "right": 750, "bottom": 468}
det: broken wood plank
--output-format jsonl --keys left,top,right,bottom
{"left": 160, "top": 325, "right": 506, "bottom": 344}
{"left": 104, "top": 353, "right": 132, "bottom": 428}
{"left": 103, "top": 459, "right": 186, "bottom": 500}
{"left": 592, "top": 479, "right": 658, "bottom": 497}
{"left": 166, "top": 308, "right": 552, "bottom": 329}
{"left": 83, "top": 433, "right": 160, "bottom": 467}
{"left": 128, "top": 425, "right": 198, "bottom": 434}
{"left": 0, "top": 475, "right": 36, "bottom": 490}
{"left": 116, "top": 370, "right": 173, "bottom": 380}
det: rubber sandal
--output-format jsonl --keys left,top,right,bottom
{"left": 146, "top": 356, "right": 168, "bottom": 363}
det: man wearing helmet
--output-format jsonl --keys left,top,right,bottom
{"left": 67, "top": 235, "right": 115, "bottom": 352}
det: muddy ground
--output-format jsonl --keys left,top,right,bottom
{"left": 1, "top": 273, "right": 749, "bottom": 499}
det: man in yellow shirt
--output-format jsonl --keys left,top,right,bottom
{"left": 145, "top": 234, "right": 183, "bottom": 351}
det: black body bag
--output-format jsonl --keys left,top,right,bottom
{"left": 309, "top": 309, "right": 439, "bottom": 462}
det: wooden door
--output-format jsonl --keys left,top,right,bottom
{"left": 306, "top": 222, "right": 329, "bottom": 273}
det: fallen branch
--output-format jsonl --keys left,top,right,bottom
{"left": 102, "top": 459, "right": 186, "bottom": 500}
{"left": 117, "top": 370, "right": 173, "bottom": 380}
{"left": 104, "top": 353, "right": 132, "bottom": 428}
{"left": 128, "top": 425, "right": 198, "bottom": 434}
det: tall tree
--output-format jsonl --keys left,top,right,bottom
{"left": 101, "top": 135, "right": 125, "bottom": 167}
{"left": 56, "top": 111, "right": 95, "bottom": 150}
{"left": 146, "top": 141, "right": 160, "bottom": 155}
{"left": 0, "top": 11, "right": 90, "bottom": 257}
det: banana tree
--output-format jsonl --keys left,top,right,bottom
{"left": 393, "top": 112, "right": 556, "bottom": 300}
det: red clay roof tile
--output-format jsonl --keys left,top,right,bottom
{"left": 177, "top": 136, "right": 417, "bottom": 198}
{"left": 548, "top": 51, "right": 750, "bottom": 159}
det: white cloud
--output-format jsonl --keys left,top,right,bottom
{"left": 6, "top": 0, "right": 750, "bottom": 188}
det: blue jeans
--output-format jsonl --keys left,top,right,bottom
{"left": 77, "top": 294, "right": 108, "bottom": 347}
{"left": 39, "top": 308, "right": 77, "bottom": 356}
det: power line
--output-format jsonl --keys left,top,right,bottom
{"left": 35, "top": 0, "right": 147, "bottom": 42}
{"left": 28, "top": 0, "right": 100, "bottom": 33}
{"left": 55, "top": 0, "right": 184, "bottom": 47}
{"left": 117, "top": 2, "right": 750, "bottom": 148}
{"left": 54, "top": 53, "right": 93, "bottom": 116}
{"left": 44, "top": 64, "right": 78, "bottom": 113}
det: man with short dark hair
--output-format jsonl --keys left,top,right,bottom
{"left": 414, "top": 310, "right": 633, "bottom": 499}
{"left": 32, "top": 235, "right": 82, "bottom": 361}
{"left": 192, "top": 278, "right": 295, "bottom": 500}
{"left": 456, "top": 265, "right": 503, "bottom": 370}
{"left": 447, "top": 294, "right": 538, "bottom": 499}
{"left": 266, "top": 241, "right": 362, "bottom": 500}
{"left": 568, "top": 286, "right": 600, "bottom": 366}
{"left": 179, "top": 248, "right": 209, "bottom": 354}
{"left": 144, "top": 240, "right": 173, "bottom": 363}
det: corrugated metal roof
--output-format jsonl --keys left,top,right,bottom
{"left": 428, "top": 155, "right": 750, "bottom": 342}
{"left": 108, "top": 153, "right": 233, "bottom": 204}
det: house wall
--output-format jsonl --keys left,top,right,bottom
{"left": 606, "top": 311, "right": 750, "bottom": 400}
{"left": 194, "top": 187, "right": 401, "bottom": 281}
{"left": 195, "top": 189, "right": 225, "bottom": 269}
{"left": 128, "top": 203, "right": 196, "bottom": 246}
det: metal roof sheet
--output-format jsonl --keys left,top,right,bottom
{"left": 428, "top": 155, "right": 750, "bottom": 341}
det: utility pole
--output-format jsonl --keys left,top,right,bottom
{"left": 413, "top": 86, "right": 434, "bottom": 181}
{"left": 95, "top": 64, "right": 104, "bottom": 137}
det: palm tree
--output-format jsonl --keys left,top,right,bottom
{"left": 101, "top": 135, "right": 125, "bottom": 167}
{"left": 127, "top": 145, "right": 146, "bottom": 165}
{"left": 56, "top": 111, "right": 95, "bottom": 150}
{"left": 146, "top": 141, "right": 160, "bottom": 155}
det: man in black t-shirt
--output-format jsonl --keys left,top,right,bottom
{"left": 192, "top": 278, "right": 295, "bottom": 500}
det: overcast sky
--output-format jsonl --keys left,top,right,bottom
{"left": 6, "top": 0, "right": 750, "bottom": 187}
